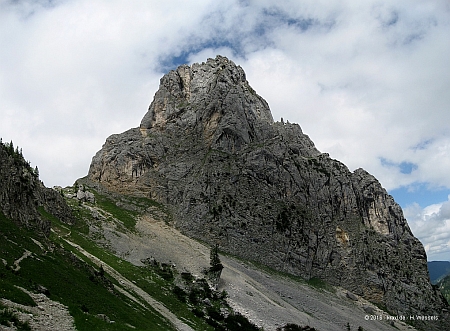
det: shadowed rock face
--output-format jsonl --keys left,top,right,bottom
{"left": 0, "top": 141, "right": 74, "bottom": 234}
{"left": 88, "top": 55, "right": 448, "bottom": 329}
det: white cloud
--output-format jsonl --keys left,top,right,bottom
{"left": 0, "top": 0, "right": 449, "bottom": 201}
{"left": 404, "top": 197, "right": 450, "bottom": 261}
{"left": 0, "top": 0, "right": 218, "bottom": 185}
{"left": 236, "top": 0, "right": 450, "bottom": 191}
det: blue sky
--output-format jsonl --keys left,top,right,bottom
{"left": 1, "top": 0, "right": 449, "bottom": 261}
{"left": 390, "top": 185, "right": 450, "bottom": 210}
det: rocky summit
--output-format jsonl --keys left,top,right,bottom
{"left": 88, "top": 56, "right": 448, "bottom": 329}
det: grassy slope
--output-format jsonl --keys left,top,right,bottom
{"left": 1, "top": 184, "right": 262, "bottom": 330}
{"left": 61, "top": 189, "right": 214, "bottom": 330}
{"left": 0, "top": 211, "right": 176, "bottom": 331}
{"left": 65, "top": 186, "right": 263, "bottom": 331}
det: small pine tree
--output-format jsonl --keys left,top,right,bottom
{"left": 210, "top": 244, "right": 223, "bottom": 272}
{"left": 34, "top": 166, "right": 39, "bottom": 178}
{"left": 8, "top": 140, "right": 14, "bottom": 155}
{"left": 208, "top": 244, "right": 223, "bottom": 289}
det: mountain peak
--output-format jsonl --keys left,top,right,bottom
{"left": 88, "top": 56, "right": 449, "bottom": 329}
{"left": 140, "top": 56, "right": 274, "bottom": 150}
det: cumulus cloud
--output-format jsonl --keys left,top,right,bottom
{"left": 0, "top": 0, "right": 214, "bottom": 185}
{"left": 0, "top": 0, "right": 449, "bottom": 203}
{"left": 404, "top": 197, "right": 450, "bottom": 261}
{"left": 234, "top": 1, "right": 450, "bottom": 191}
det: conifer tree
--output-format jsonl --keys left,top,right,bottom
{"left": 8, "top": 140, "right": 14, "bottom": 155}
{"left": 208, "top": 244, "right": 224, "bottom": 289}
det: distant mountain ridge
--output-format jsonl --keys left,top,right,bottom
{"left": 428, "top": 261, "right": 450, "bottom": 284}
{"left": 88, "top": 55, "right": 449, "bottom": 330}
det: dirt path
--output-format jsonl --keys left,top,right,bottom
{"left": 0, "top": 287, "right": 75, "bottom": 331}
{"left": 13, "top": 249, "right": 32, "bottom": 271}
{"left": 63, "top": 239, "right": 194, "bottom": 331}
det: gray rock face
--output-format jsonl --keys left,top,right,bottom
{"left": 88, "top": 56, "right": 449, "bottom": 330}
{"left": 0, "top": 141, "right": 74, "bottom": 234}
{"left": 76, "top": 189, "right": 95, "bottom": 203}
{"left": 140, "top": 55, "right": 274, "bottom": 140}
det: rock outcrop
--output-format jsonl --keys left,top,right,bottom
{"left": 0, "top": 140, "right": 74, "bottom": 234}
{"left": 88, "top": 56, "right": 449, "bottom": 330}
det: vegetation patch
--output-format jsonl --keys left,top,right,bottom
{"left": 93, "top": 192, "right": 138, "bottom": 230}
{"left": 0, "top": 280, "right": 36, "bottom": 307}
{"left": 307, "top": 277, "right": 335, "bottom": 293}
{"left": 0, "top": 304, "right": 31, "bottom": 331}
{"left": 437, "top": 275, "right": 450, "bottom": 305}
{"left": 0, "top": 210, "right": 176, "bottom": 331}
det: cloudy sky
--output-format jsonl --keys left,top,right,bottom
{"left": 1, "top": 0, "right": 449, "bottom": 261}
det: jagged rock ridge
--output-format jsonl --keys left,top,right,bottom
{"left": 0, "top": 140, "right": 74, "bottom": 234}
{"left": 88, "top": 56, "right": 449, "bottom": 330}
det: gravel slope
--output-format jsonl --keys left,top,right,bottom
{"left": 92, "top": 215, "right": 418, "bottom": 331}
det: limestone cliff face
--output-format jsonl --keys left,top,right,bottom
{"left": 0, "top": 141, "right": 74, "bottom": 234}
{"left": 88, "top": 56, "right": 448, "bottom": 329}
